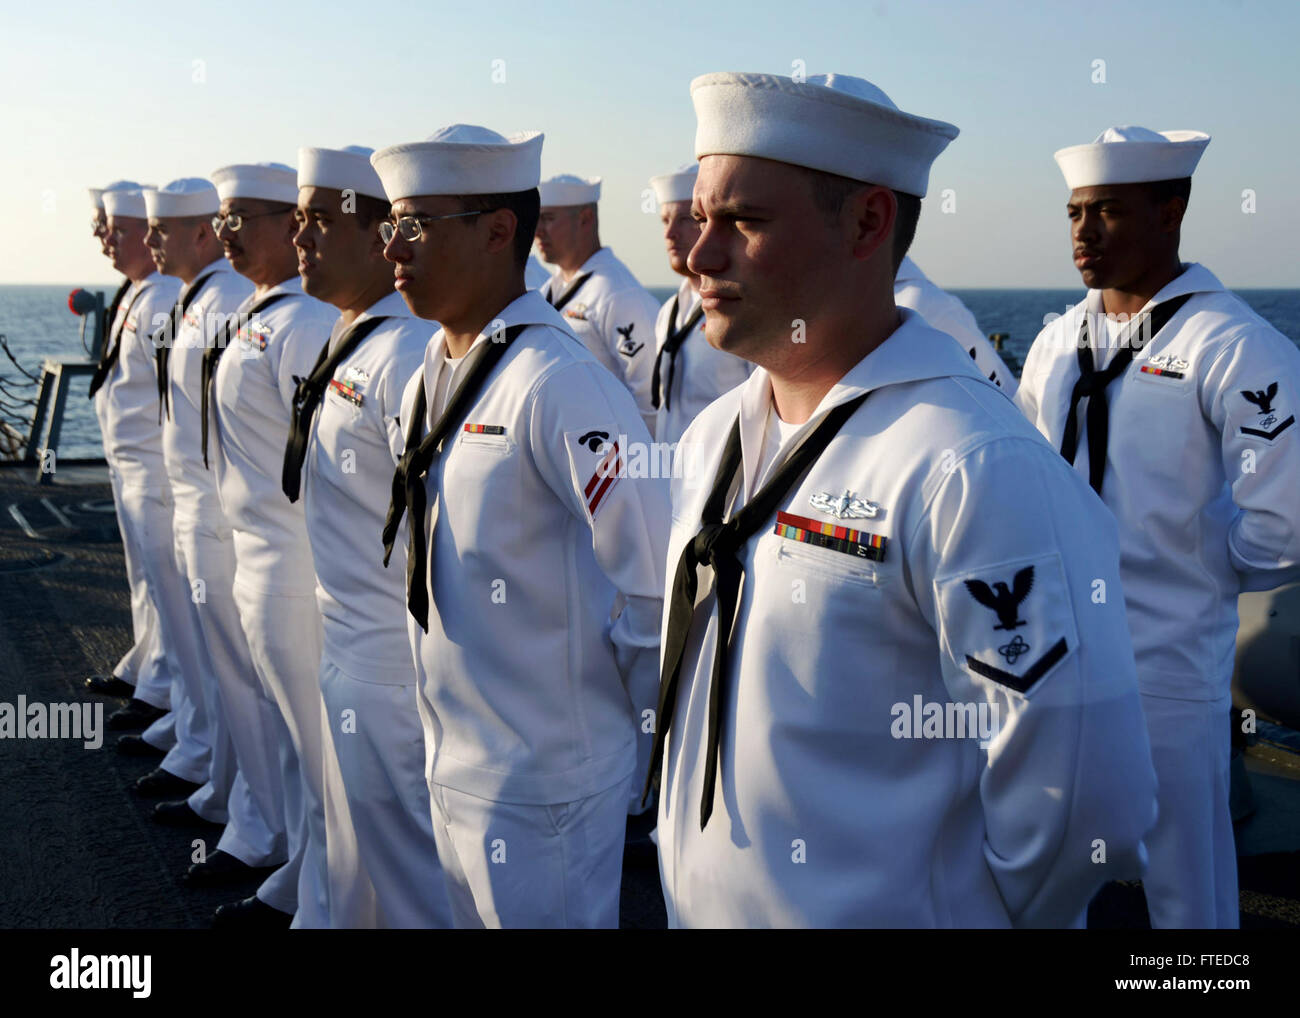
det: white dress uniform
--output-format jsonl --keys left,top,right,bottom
{"left": 99, "top": 268, "right": 221, "bottom": 787}
{"left": 399, "top": 289, "right": 671, "bottom": 928}
{"left": 525, "top": 255, "right": 549, "bottom": 290}
{"left": 1014, "top": 263, "right": 1300, "bottom": 927}
{"left": 93, "top": 279, "right": 173, "bottom": 714}
{"left": 539, "top": 248, "right": 662, "bottom": 432}
{"left": 656, "top": 308, "right": 1159, "bottom": 927}
{"left": 302, "top": 291, "right": 451, "bottom": 927}
{"left": 894, "top": 256, "right": 1017, "bottom": 396}
{"left": 160, "top": 257, "right": 284, "bottom": 867}
{"left": 212, "top": 275, "right": 338, "bottom": 924}
{"left": 651, "top": 277, "right": 754, "bottom": 447}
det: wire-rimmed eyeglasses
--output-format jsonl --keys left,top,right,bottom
{"left": 378, "top": 210, "right": 484, "bottom": 244}
{"left": 211, "top": 209, "right": 286, "bottom": 233}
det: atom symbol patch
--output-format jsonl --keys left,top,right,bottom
{"left": 998, "top": 634, "right": 1031, "bottom": 665}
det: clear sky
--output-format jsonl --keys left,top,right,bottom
{"left": 3, "top": 0, "right": 1297, "bottom": 289}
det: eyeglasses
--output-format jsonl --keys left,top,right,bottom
{"left": 212, "top": 209, "right": 286, "bottom": 233}
{"left": 378, "top": 210, "right": 484, "bottom": 244}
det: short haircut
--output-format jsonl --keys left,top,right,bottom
{"left": 351, "top": 192, "right": 391, "bottom": 231}
{"left": 1140, "top": 177, "right": 1192, "bottom": 208}
{"left": 802, "top": 166, "right": 921, "bottom": 273}
{"left": 456, "top": 189, "right": 541, "bottom": 268}
{"left": 233, "top": 197, "right": 295, "bottom": 214}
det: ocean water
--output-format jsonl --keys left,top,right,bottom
{"left": 2, "top": 283, "right": 1298, "bottom": 460}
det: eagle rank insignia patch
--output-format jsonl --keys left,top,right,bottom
{"left": 1239, "top": 381, "right": 1294, "bottom": 441}
{"left": 934, "top": 553, "right": 1078, "bottom": 697}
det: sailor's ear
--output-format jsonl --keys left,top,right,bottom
{"left": 1159, "top": 195, "right": 1187, "bottom": 234}
{"left": 845, "top": 184, "right": 895, "bottom": 265}
{"left": 483, "top": 207, "right": 518, "bottom": 257}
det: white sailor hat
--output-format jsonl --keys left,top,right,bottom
{"left": 691, "top": 71, "right": 958, "bottom": 197}
{"left": 650, "top": 163, "right": 698, "bottom": 206}
{"left": 298, "top": 145, "right": 386, "bottom": 201}
{"left": 370, "top": 125, "right": 544, "bottom": 202}
{"left": 538, "top": 174, "right": 601, "bottom": 207}
{"left": 1053, "top": 126, "right": 1211, "bottom": 189}
{"left": 103, "top": 188, "right": 148, "bottom": 219}
{"left": 143, "top": 178, "right": 220, "bottom": 219}
{"left": 90, "top": 179, "right": 143, "bottom": 211}
{"left": 210, "top": 162, "right": 298, "bottom": 204}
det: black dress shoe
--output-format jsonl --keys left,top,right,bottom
{"left": 133, "top": 768, "right": 201, "bottom": 798}
{"left": 107, "top": 699, "right": 168, "bottom": 731}
{"left": 85, "top": 674, "right": 135, "bottom": 697}
{"left": 116, "top": 734, "right": 166, "bottom": 759}
{"left": 152, "top": 799, "right": 221, "bottom": 828}
{"left": 183, "top": 850, "right": 273, "bottom": 887}
{"left": 212, "top": 895, "right": 293, "bottom": 929}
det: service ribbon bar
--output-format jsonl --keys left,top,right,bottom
{"left": 236, "top": 327, "right": 268, "bottom": 351}
{"left": 1139, "top": 364, "right": 1184, "bottom": 380}
{"left": 463, "top": 423, "right": 506, "bottom": 435}
{"left": 774, "top": 510, "right": 887, "bottom": 562}
{"left": 329, "top": 378, "right": 363, "bottom": 406}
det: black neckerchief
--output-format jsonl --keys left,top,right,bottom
{"left": 200, "top": 290, "right": 293, "bottom": 468}
{"left": 154, "top": 268, "right": 217, "bottom": 423}
{"left": 651, "top": 293, "right": 705, "bottom": 411}
{"left": 381, "top": 323, "right": 528, "bottom": 632}
{"left": 87, "top": 280, "right": 151, "bottom": 399}
{"left": 281, "top": 314, "right": 390, "bottom": 502}
{"left": 546, "top": 272, "right": 592, "bottom": 313}
{"left": 1059, "top": 291, "right": 1194, "bottom": 494}
{"left": 644, "top": 391, "right": 871, "bottom": 828}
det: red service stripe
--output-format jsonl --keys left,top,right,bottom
{"left": 584, "top": 442, "right": 620, "bottom": 498}
{"left": 588, "top": 451, "right": 625, "bottom": 514}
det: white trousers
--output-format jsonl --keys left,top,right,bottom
{"left": 141, "top": 706, "right": 176, "bottom": 752}
{"left": 1139, "top": 691, "right": 1239, "bottom": 928}
{"left": 232, "top": 580, "right": 329, "bottom": 926}
{"left": 172, "top": 516, "right": 283, "bottom": 864}
{"left": 427, "top": 777, "right": 630, "bottom": 929}
{"left": 105, "top": 464, "right": 171, "bottom": 708}
{"left": 117, "top": 483, "right": 209, "bottom": 784}
{"left": 320, "top": 662, "right": 449, "bottom": 928}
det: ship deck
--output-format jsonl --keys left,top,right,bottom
{"left": 0, "top": 460, "right": 1296, "bottom": 929}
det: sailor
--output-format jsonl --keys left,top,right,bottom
{"left": 83, "top": 180, "right": 176, "bottom": 733}
{"left": 205, "top": 162, "right": 339, "bottom": 928}
{"left": 648, "top": 71, "right": 1159, "bottom": 928}
{"left": 371, "top": 124, "right": 670, "bottom": 927}
{"left": 89, "top": 186, "right": 112, "bottom": 258}
{"left": 648, "top": 161, "right": 753, "bottom": 448}
{"left": 894, "top": 256, "right": 1018, "bottom": 396}
{"left": 285, "top": 144, "right": 448, "bottom": 927}
{"left": 140, "top": 178, "right": 287, "bottom": 885}
{"left": 535, "top": 173, "right": 662, "bottom": 432}
{"left": 1014, "top": 126, "right": 1300, "bottom": 928}
{"left": 90, "top": 189, "right": 214, "bottom": 796}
